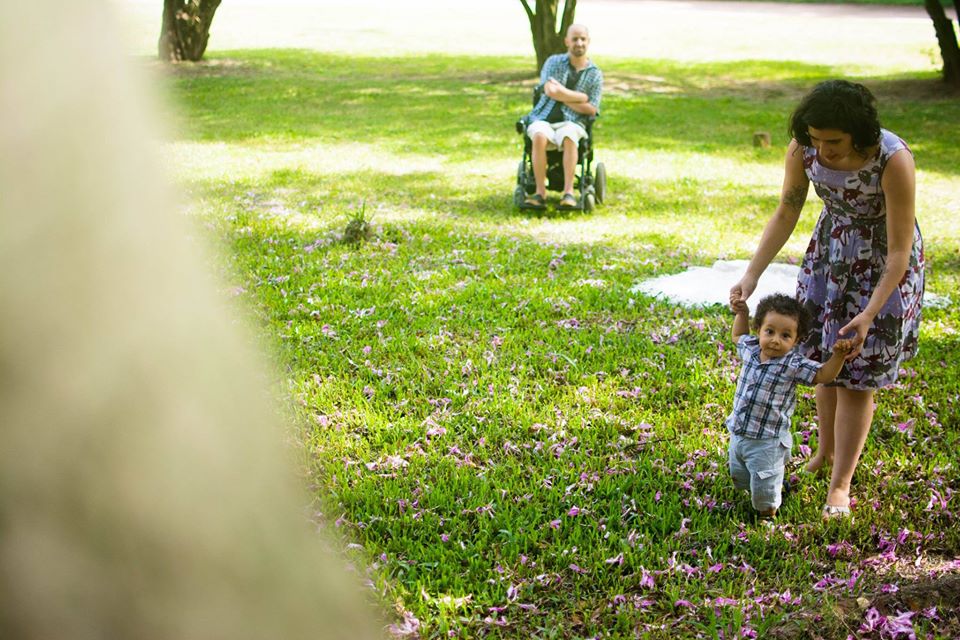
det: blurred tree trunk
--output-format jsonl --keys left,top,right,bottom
{"left": 519, "top": 0, "right": 578, "bottom": 72}
{"left": 159, "top": 0, "right": 222, "bottom": 62}
{"left": 924, "top": 0, "right": 960, "bottom": 86}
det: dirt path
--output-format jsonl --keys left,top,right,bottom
{"left": 600, "top": 0, "right": 945, "bottom": 19}
{"left": 115, "top": 0, "right": 945, "bottom": 71}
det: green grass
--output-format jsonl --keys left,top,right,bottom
{"left": 167, "top": 50, "right": 960, "bottom": 639}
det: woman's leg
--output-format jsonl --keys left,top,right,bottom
{"left": 805, "top": 385, "right": 837, "bottom": 473}
{"left": 825, "top": 388, "right": 875, "bottom": 508}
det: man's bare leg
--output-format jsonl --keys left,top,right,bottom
{"left": 561, "top": 136, "right": 578, "bottom": 197}
{"left": 532, "top": 133, "right": 549, "bottom": 198}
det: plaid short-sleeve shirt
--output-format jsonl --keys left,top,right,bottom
{"left": 725, "top": 335, "right": 821, "bottom": 439}
{"left": 526, "top": 53, "right": 603, "bottom": 129}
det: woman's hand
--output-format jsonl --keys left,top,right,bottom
{"left": 729, "top": 273, "right": 758, "bottom": 311}
{"left": 838, "top": 312, "right": 872, "bottom": 360}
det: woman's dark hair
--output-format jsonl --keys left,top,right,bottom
{"left": 752, "top": 293, "right": 811, "bottom": 339}
{"left": 789, "top": 80, "right": 881, "bottom": 154}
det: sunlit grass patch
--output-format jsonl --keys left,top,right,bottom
{"left": 171, "top": 50, "right": 960, "bottom": 638}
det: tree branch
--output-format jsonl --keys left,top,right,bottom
{"left": 519, "top": 0, "right": 535, "bottom": 24}
{"left": 560, "top": 0, "right": 578, "bottom": 35}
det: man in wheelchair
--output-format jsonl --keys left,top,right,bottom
{"left": 517, "top": 23, "right": 603, "bottom": 211}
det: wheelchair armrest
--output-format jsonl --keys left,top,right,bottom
{"left": 514, "top": 85, "right": 542, "bottom": 135}
{"left": 584, "top": 115, "right": 596, "bottom": 135}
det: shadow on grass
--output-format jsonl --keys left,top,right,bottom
{"left": 211, "top": 164, "right": 960, "bottom": 636}
{"left": 201, "top": 165, "right": 784, "bottom": 252}
{"left": 165, "top": 50, "right": 960, "bottom": 175}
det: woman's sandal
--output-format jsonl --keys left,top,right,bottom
{"left": 821, "top": 504, "right": 851, "bottom": 520}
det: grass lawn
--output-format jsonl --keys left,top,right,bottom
{"left": 161, "top": 48, "right": 960, "bottom": 639}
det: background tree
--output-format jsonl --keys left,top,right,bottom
{"left": 924, "top": 0, "right": 960, "bottom": 86}
{"left": 520, "top": 0, "right": 578, "bottom": 72}
{"left": 159, "top": 0, "right": 222, "bottom": 61}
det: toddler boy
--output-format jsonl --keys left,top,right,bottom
{"left": 727, "top": 293, "right": 856, "bottom": 519}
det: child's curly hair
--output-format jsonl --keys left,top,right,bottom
{"left": 752, "top": 293, "right": 811, "bottom": 338}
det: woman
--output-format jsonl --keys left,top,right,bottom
{"left": 730, "top": 80, "right": 924, "bottom": 519}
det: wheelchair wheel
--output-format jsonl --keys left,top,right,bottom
{"left": 513, "top": 185, "right": 525, "bottom": 207}
{"left": 517, "top": 161, "right": 527, "bottom": 186}
{"left": 582, "top": 192, "right": 595, "bottom": 213}
{"left": 594, "top": 162, "right": 607, "bottom": 204}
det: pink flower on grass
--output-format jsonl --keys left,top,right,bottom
{"left": 567, "top": 505, "right": 581, "bottom": 517}
{"left": 813, "top": 575, "right": 841, "bottom": 591}
{"left": 859, "top": 607, "right": 917, "bottom": 640}
{"left": 638, "top": 569, "right": 655, "bottom": 589}
{"left": 424, "top": 416, "right": 446, "bottom": 437}
{"left": 846, "top": 569, "right": 862, "bottom": 591}
{"left": 896, "top": 418, "right": 915, "bottom": 435}
{"left": 885, "top": 610, "right": 917, "bottom": 637}
{"left": 925, "top": 488, "right": 948, "bottom": 512}
{"left": 387, "top": 611, "right": 421, "bottom": 638}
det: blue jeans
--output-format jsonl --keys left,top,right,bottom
{"left": 728, "top": 433, "right": 791, "bottom": 513}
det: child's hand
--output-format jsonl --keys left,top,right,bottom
{"left": 832, "top": 336, "right": 860, "bottom": 356}
{"left": 729, "top": 293, "right": 748, "bottom": 315}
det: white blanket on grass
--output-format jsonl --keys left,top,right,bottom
{"left": 631, "top": 260, "right": 949, "bottom": 314}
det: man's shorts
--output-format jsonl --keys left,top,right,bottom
{"left": 526, "top": 120, "right": 588, "bottom": 150}
{"left": 728, "top": 432, "right": 791, "bottom": 512}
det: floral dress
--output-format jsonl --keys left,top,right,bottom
{"left": 796, "top": 129, "right": 924, "bottom": 390}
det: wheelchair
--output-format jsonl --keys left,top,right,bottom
{"left": 514, "top": 87, "right": 607, "bottom": 211}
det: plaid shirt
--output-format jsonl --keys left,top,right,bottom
{"left": 725, "top": 335, "right": 821, "bottom": 439}
{"left": 527, "top": 53, "right": 603, "bottom": 129}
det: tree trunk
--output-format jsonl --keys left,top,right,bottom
{"left": 519, "top": 0, "right": 578, "bottom": 72}
{"left": 158, "top": 0, "right": 222, "bottom": 62}
{"left": 924, "top": 0, "right": 960, "bottom": 86}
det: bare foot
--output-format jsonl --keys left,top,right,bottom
{"left": 804, "top": 454, "right": 831, "bottom": 475}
